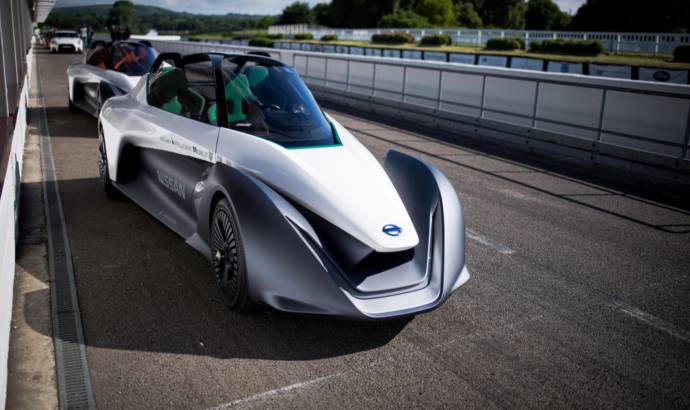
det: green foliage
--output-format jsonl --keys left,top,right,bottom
{"left": 279, "top": 2, "right": 313, "bottom": 25}
{"left": 420, "top": 33, "right": 453, "bottom": 46}
{"left": 570, "top": 0, "right": 690, "bottom": 33}
{"left": 485, "top": 37, "right": 525, "bottom": 50}
{"left": 320, "top": 34, "right": 338, "bottom": 41}
{"left": 371, "top": 32, "right": 416, "bottom": 44}
{"left": 525, "top": 0, "right": 570, "bottom": 30}
{"left": 329, "top": 0, "right": 398, "bottom": 28}
{"left": 107, "top": 0, "right": 137, "bottom": 29}
{"left": 454, "top": 2, "right": 483, "bottom": 28}
{"left": 44, "top": 4, "right": 265, "bottom": 33}
{"left": 414, "top": 0, "right": 455, "bottom": 26}
{"left": 294, "top": 33, "right": 314, "bottom": 40}
{"left": 266, "top": 33, "right": 285, "bottom": 39}
{"left": 379, "top": 9, "right": 430, "bottom": 28}
{"left": 477, "top": 0, "right": 526, "bottom": 29}
{"left": 530, "top": 39, "right": 604, "bottom": 56}
{"left": 312, "top": 3, "right": 334, "bottom": 26}
{"left": 248, "top": 37, "right": 275, "bottom": 48}
{"left": 257, "top": 16, "right": 276, "bottom": 29}
{"left": 673, "top": 45, "right": 690, "bottom": 63}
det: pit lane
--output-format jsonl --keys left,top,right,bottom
{"left": 33, "top": 49, "right": 690, "bottom": 409}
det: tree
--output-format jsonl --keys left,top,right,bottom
{"left": 570, "top": 0, "right": 689, "bottom": 32}
{"left": 455, "top": 2, "right": 482, "bottom": 28}
{"left": 312, "top": 3, "right": 333, "bottom": 26}
{"left": 379, "top": 9, "right": 431, "bottom": 28}
{"left": 414, "top": 0, "right": 455, "bottom": 26}
{"left": 107, "top": 0, "right": 136, "bottom": 29}
{"left": 525, "top": 0, "right": 568, "bottom": 30}
{"left": 257, "top": 16, "right": 276, "bottom": 29}
{"left": 475, "top": 0, "right": 525, "bottom": 28}
{"left": 279, "top": 2, "right": 313, "bottom": 25}
{"left": 329, "top": 0, "right": 398, "bottom": 27}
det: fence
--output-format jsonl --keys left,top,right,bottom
{"left": 151, "top": 40, "right": 690, "bottom": 189}
{"left": 266, "top": 40, "right": 690, "bottom": 85}
{"left": 269, "top": 25, "right": 690, "bottom": 56}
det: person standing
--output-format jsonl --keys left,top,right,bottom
{"left": 79, "top": 24, "right": 88, "bottom": 50}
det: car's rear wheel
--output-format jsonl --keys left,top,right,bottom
{"left": 211, "top": 198, "right": 253, "bottom": 312}
{"left": 98, "top": 127, "right": 120, "bottom": 199}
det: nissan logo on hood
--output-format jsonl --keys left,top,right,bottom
{"left": 382, "top": 224, "right": 402, "bottom": 237}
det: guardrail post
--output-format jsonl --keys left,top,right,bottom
{"left": 682, "top": 104, "right": 690, "bottom": 160}
{"left": 596, "top": 89, "right": 608, "bottom": 142}
{"left": 345, "top": 59, "right": 351, "bottom": 92}
{"left": 654, "top": 35, "right": 660, "bottom": 56}
{"left": 401, "top": 66, "right": 407, "bottom": 103}
{"left": 372, "top": 63, "right": 377, "bottom": 97}
{"left": 305, "top": 54, "right": 310, "bottom": 79}
{"left": 479, "top": 75, "right": 487, "bottom": 118}
{"left": 531, "top": 81, "right": 540, "bottom": 128}
{"left": 436, "top": 71, "right": 443, "bottom": 110}
{"left": 324, "top": 58, "right": 329, "bottom": 87}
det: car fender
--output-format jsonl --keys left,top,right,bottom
{"left": 383, "top": 150, "right": 468, "bottom": 297}
{"left": 193, "top": 162, "right": 359, "bottom": 317}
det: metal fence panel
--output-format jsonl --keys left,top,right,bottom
{"left": 535, "top": 83, "right": 603, "bottom": 141}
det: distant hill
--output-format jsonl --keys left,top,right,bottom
{"left": 45, "top": 4, "right": 273, "bottom": 33}
{"left": 51, "top": 4, "right": 265, "bottom": 19}
{"left": 53, "top": 4, "right": 175, "bottom": 16}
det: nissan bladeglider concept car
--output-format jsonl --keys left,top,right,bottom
{"left": 97, "top": 52, "right": 470, "bottom": 319}
{"left": 67, "top": 40, "right": 157, "bottom": 116}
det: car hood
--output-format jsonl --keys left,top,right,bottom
{"left": 218, "top": 118, "right": 419, "bottom": 253}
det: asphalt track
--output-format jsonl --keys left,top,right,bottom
{"left": 32, "top": 49, "right": 690, "bottom": 409}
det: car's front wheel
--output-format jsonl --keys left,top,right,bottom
{"left": 98, "top": 127, "right": 120, "bottom": 199}
{"left": 211, "top": 198, "right": 253, "bottom": 312}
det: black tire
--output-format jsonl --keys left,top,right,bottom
{"left": 211, "top": 198, "right": 253, "bottom": 312}
{"left": 68, "top": 97, "right": 80, "bottom": 113}
{"left": 98, "top": 127, "right": 121, "bottom": 200}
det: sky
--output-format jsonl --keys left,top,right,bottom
{"left": 55, "top": 0, "right": 588, "bottom": 16}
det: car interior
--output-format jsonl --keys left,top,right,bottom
{"left": 148, "top": 67, "right": 206, "bottom": 120}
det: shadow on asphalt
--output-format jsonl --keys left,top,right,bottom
{"left": 19, "top": 177, "right": 411, "bottom": 361}
{"left": 28, "top": 107, "right": 97, "bottom": 138}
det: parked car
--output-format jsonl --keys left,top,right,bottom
{"left": 50, "top": 30, "right": 83, "bottom": 53}
{"left": 67, "top": 40, "right": 157, "bottom": 115}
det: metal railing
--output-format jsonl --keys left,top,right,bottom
{"left": 268, "top": 25, "right": 690, "bottom": 55}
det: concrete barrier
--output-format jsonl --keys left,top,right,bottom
{"left": 151, "top": 40, "right": 690, "bottom": 192}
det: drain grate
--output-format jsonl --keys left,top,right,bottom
{"left": 36, "top": 57, "right": 96, "bottom": 410}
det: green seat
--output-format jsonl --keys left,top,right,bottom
{"left": 150, "top": 67, "right": 204, "bottom": 118}
{"left": 209, "top": 66, "right": 270, "bottom": 125}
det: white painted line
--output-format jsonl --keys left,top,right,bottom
{"left": 206, "top": 372, "right": 343, "bottom": 409}
{"left": 612, "top": 300, "right": 690, "bottom": 344}
{"left": 466, "top": 228, "right": 515, "bottom": 255}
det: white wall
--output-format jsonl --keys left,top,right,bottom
{"left": 0, "top": 50, "right": 30, "bottom": 410}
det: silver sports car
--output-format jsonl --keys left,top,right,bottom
{"left": 97, "top": 51, "right": 470, "bottom": 319}
{"left": 67, "top": 40, "right": 157, "bottom": 116}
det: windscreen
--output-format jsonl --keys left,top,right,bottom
{"left": 56, "top": 31, "right": 79, "bottom": 38}
{"left": 112, "top": 43, "right": 158, "bottom": 76}
{"left": 219, "top": 57, "right": 337, "bottom": 148}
